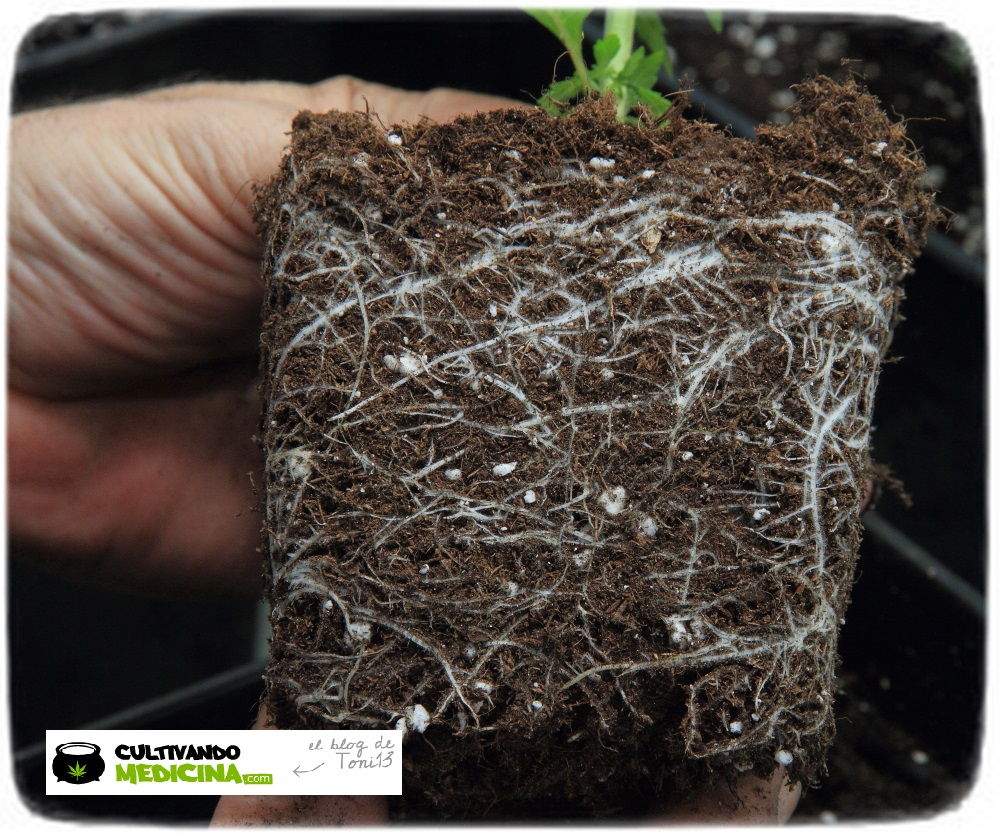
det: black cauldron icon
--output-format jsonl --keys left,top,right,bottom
{"left": 52, "top": 742, "right": 105, "bottom": 784}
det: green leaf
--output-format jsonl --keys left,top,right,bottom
{"left": 631, "top": 49, "right": 665, "bottom": 89}
{"left": 620, "top": 45, "right": 648, "bottom": 80}
{"left": 592, "top": 34, "right": 621, "bottom": 72}
{"left": 536, "top": 74, "right": 585, "bottom": 115}
{"left": 548, "top": 76, "right": 584, "bottom": 102}
{"left": 68, "top": 760, "right": 87, "bottom": 780}
{"left": 705, "top": 10, "right": 724, "bottom": 35}
{"left": 527, "top": 8, "right": 593, "bottom": 85}
{"left": 537, "top": 97, "right": 562, "bottom": 116}
{"left": 525, "top": 8, "right": 589, "bottom": 46}
{"left": 636, "top": 87, "right": 673, "bottom": 119}
{"left": 634, "top": 10, "right": 674, "bottom": 77}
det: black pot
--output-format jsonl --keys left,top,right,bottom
{"left": 52, "top": 742, "right": 105, "bottom": 784}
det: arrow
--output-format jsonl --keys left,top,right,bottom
{"left": 292, "top": 761, "right": 326, "bottom": 777}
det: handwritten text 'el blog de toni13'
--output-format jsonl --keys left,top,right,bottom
{"left": 307, "top": 735, "right": 397, "bottom": 769}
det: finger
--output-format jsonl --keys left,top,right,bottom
{"left": 136, "top": 79, "right": 321, "bottom": 104}
{"left": 307, "top": 75, "right": 527, "bottom": 122}
{"left": 211, "top": 704, "right": 388, "bottom": 826}
{"left": 142, "top": 76, "right": 522, "bottom": 221}
{"left": 132, "top": 76, "right": 522, "bottom": 214}
{"left": 861, "top": 477, "right": 874, "bottom": 511}
{"left": 10, "top": 95, "right": 280, "bottom": 395}
{"left": 165, "top": 76, "right": 526, "bottom": 237}
{"left": 137, "top": 74, "right": 525, "bottom": 122}
{"left": 651, "top": 767, "right": 800, "bottom": 824}
{"left": 8, "top": 362, "right": 263, "bottom": 594}
{"left": 11, "top": 77, "right": 521, "bottom": 586}
{"left": 10, "top": 78, "right": 523, "bottom": 398}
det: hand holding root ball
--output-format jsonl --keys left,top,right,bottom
{"left": 9, "top": 77, "right": 518, "bottom": 594}
{"left": 8, "top": 77, "right": 814, "bottom": 824}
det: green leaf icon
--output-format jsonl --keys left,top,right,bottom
{"left": 68, "top": 760, "right": 87, "bottom": 780}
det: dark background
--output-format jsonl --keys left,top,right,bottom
{"left": 9, "top": 9, "right": 985, "bottom": 824}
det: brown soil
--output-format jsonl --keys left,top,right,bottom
{"left": 254, "top": 76, "right": 934, "bottom": 819}
{"left": 670, "top": 13, "right": 982, "bottom": 257}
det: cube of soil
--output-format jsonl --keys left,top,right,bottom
{"left": 254, "top": 76, "right": 934, "bottom": 818}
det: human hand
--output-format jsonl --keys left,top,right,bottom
{"left": 8, "top": 76, "right": 519, "bottom": 594}
{"left": 208, "top": 704, "right": 800, "bottom": 827}
{"left": 8, "top": 75, "right": 816, "bottom": 825}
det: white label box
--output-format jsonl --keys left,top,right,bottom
{"left": 46, "top": 730, "right": 402, "bottom": 796}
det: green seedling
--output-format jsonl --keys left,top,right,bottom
{"left": 528, "top": 8, "right": 722, "bottom": 123}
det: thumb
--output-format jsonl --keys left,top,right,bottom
{"left": 210, "top": 703, "right": 388, "bottom": 826}
{"left": 144, "top": 76, "right": 524, "bottom": 244}
{"left": 650, "top": 767, "right": 801, "bottom": 824}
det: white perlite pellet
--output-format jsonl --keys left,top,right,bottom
{"left": 492, "top": 462, "right": 517, "bottom": 477}
{"left": 599, "top": 486, "right": 627, "bottom": 515}
{"left": 346, "top": 621, "right": 372, "bottom": 644}
{"left": 406, "top": 703, "right": 430, "bottom": 733}
{"left": 383, "top": 351, "right": 424, "bottom": 375}
{"left": 669, "top": 620, "right": 690, "bottom": 647}
{"left": 284, "top": 448, "right": 313, "bottom": 480}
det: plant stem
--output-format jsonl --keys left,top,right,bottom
{"left": 570, "top": 46, "right": 591, "bottom": 89}
{"left": 603, "top": 8, "right": 635, "bottom": 121}
{"left": 603, "top": 8, "right": 635, "bottom": 73}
